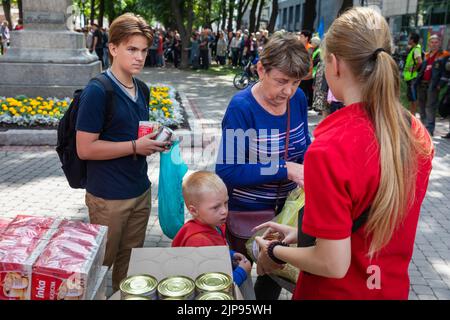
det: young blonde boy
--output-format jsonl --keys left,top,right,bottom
{"left": 172, "top": 171, "right": 251, "bottom": 287}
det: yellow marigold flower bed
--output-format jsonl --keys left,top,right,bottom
{"left": 0, "top": 85, "right": 183, "bottom": 128}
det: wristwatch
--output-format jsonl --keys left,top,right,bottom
{"left": 267, "top": 241, "right": 288, "bottom": 265}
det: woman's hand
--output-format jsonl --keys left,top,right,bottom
{"left": 286, "top": 162, "right": 304, "bottom": 187}
{"left": 252, "top": 221, "right": 298, "bottom": 245}
{"left": 254, "top": 237, "right": 284, "bottom": 276}
{"left": 135, "top": 132, "right": 170, "bottom": 156}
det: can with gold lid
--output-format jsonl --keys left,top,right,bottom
{"left": 196, "top": 291, "right": 234, "bottom": 300}
{"left": 195, "top": 272, "right": 233, "bottom": 295}
{"left": 123, "top": 295, "right": 151, "bottom": 301}
{"left": 157, "top": 276, "right": 196, "bottom": 300}
{"left": 119, "top": 274, "right": 158, "bottom": 300}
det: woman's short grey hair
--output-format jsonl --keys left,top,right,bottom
{"left": 259, "top": 32, "right": 310, "bottom": 80}
{"left": 311, "top": 36, "right": 321, "bottom": 47}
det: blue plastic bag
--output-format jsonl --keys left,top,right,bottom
{"left": 158, "top": 140, "right": 188, "bottom": 239}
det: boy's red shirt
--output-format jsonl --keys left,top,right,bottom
{"left": 172, "top": 219, "right": 227, "bottom": 247}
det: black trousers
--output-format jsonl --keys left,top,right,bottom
{"left": 173, "top": 50, "right": 181, "bottom": 68}
{"left": 200, "top": 50, "right": 209, "bottom": 69}
{"left": 299, "top": 79, "right": 314, "bottom": 107}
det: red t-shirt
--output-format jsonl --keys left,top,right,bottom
{"left": 293, "top": 103, "right": 433, "bottom": 300}
{"left": 424, "top": 52, "right": 438, "bottom": 81}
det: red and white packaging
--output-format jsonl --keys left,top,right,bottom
{"left": 0, "top": 218, "right": 12, "bottom": 234}
{"left": 31, "top": 242, "right": 97, "bottom": 300}
{"left": 54, "top": 220, "right": 107, "bottom": 277}
{"left": 0, "top": 236, "right": 48, "bottom": 300}
{"left": 3, "top": 224, "right": 52, "bottom": 240}
{"left": 30, "top": 222, "right": 107, "bottom": 300}
{"left": 4, "top": 215, "right": 61, "bottom": 240}
{"left": 7, "top": 215, "right": 60, "bottom": 229}
{"left": 0, "top": 215, "right": 107, "bottom": 300}
{"left": 138, "top": 121, "right": 159, "bottom": 138}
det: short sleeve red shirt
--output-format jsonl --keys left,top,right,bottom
{"left": 293, "top": 103, "right": 434, "bottom": 300}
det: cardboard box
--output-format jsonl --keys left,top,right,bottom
{"left": 109, "top": 246, "right": 244, "bottom": 300}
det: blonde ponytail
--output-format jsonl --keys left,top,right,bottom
{"left": 323, "top": 7, "right": 433, "bottom": 258}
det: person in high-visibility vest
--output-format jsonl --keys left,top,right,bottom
{"left": 403, "top": 32, "right": 423, "bottom": 116}
{"left": 311, "top": 37, "right": 321, "bottom": 79}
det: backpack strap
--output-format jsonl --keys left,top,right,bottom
{"left": 92, "top": 73, "right": 115, "bottom": 130}
{"left": 135, "top": 78, "right": 150, "bottom": 106}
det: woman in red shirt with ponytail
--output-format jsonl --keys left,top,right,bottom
{"left": 254, "top": 7, "right": 434, "bottom": 300}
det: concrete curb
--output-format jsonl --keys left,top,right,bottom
{"left": 0, "top": 91, "right": 205, "bottom": 147}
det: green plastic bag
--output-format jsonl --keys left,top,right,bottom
{"left": 246, "top": 188, "right": 305, "bottom": 284}
{"left": 158, "top": 140, "right": 188, "bottom": 239}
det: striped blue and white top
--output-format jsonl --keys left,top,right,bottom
{"left": 216, "top": 86, "right": 311, "bottom": 211}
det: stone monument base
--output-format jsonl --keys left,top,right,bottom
{"left": 0, "top": 0, "right": 103, "bottom": 99}
{"left": 0, "top": 61, "right": 102, "bottom": 98}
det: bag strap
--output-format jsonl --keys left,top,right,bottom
{"left": 351, "top": 207, "right": 370, "bottom": 233}
{"left": 135, "top": 78, "right": 150, "bottom": 106}
{"left": 297, "top": 206, "right": 371, "bottom": 248}
{"left": 274, "top": 100, "right": 291, "bottom": 213}
{"left": 92, "top": 73, "right": 115, "bottom": 130}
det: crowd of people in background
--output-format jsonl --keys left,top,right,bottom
{"left": 140, "top": 26, "right": 271, "bottom": 70}
{"left": 1, "top": 15, "right": 450, "bottom": 138}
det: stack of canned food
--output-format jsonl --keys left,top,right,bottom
{"left": 120, "top": 272, "right": 235, "bottom": 300}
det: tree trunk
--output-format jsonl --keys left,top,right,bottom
{"left": 170, "top": 0, "right": 195, "bottom": 69}
{"left": 236, "top": 0, "right": 250, "bottom": 31}
{"left": 256, "top": 0, "right": 266, "bottom": 31}
{"left": 220, "top": 0, "right": 227, "bottom": 31}
{"left": 1, "top": 0, "right": 12, "bottom": 28}
{"left": 105, "top": 0, "right": 116, "bottom": 24}
{"left": 227, "top": 0, "right": 234, "bottom": 32}
{"left": 206, "top": 0, "right": 212, "bottom": 28}
{"left": 302, "top": 0, "right": 316, "bottom": 31}
{"left": 98, "top": 0, "right": 104, "bottom": 28}
{"left": 90, "top": 0, "right": 95, "bottom": 25}
{"left": 338, "top": 0, "right": 354, "bottom": 15}
{"left": 17, "top": 0, "right": 23, "bottom": 22}
{"left": 248, "top": 0, "right": 258, "bottom": 33}
{"left": 267, "top": 0, "right": 278, "bottom": 33}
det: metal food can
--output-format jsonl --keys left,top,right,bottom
{"left": 195, "top": 272, "right": 233, "bottom": 295}
{"left": 123, "top": 295, "right": 151, "bottom": 301}
{"left": 157, "top": 276, "right": 196, "bottom": 300}
{"left": 196, "top": 292, "right": 234, "bottom": 300}
{"left": 138, "top": 121, "right": 159, "bottom": 138}
{"left": 119, "top": 274, "right": 158, "bottom": 300}
{"left": 154, "top": 126, "right": 174, "bottom": 142}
